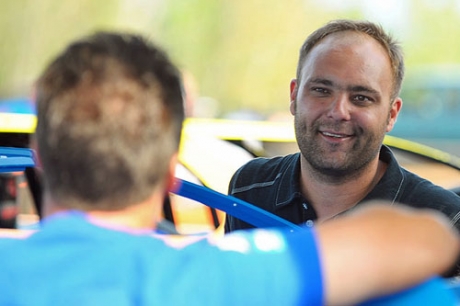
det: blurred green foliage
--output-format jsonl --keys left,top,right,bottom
{"left": 1, "top": 0, "right": 460, "bottom": 117}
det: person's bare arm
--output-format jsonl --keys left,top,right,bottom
{"left": 315, "top": 201, "right": 460, "bottom": 306}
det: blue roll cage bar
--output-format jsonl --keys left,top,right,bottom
{"left": 0, "top": 147, "right": 301, "bottom": 230}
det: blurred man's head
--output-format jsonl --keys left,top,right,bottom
{"left": 35, "top": 32, "right": 184, "bottom": 211}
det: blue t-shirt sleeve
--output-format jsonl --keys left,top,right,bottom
{"left": 202, "top": 227, "right": 324, "bottom": 305}
{"left": 282, "top": 227, "right": 324, "bottom": 305}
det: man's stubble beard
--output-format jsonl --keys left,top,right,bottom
{"left": 293, "top": 112, "right": 385, "bottom": 184}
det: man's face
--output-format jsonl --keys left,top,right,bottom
{"left": 290, "top": 32, "right": 401, "bottom": 177}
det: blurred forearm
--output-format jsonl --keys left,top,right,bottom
{"left": 316, "top": 202, "right": 460, "bottom": 306}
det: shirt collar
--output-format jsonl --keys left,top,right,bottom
{"left": 273, "top": 146, "right": 404, "bottom": 208}
{"left": 361, "top": 145, "right": 404, "bottom": 204}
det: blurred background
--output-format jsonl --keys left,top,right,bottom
{"left": 1, "top": 0, "right": 460, "bottom": 154}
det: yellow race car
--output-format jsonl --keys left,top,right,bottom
{"left": 1, "top": 98, "right": 460, "bottom": 234}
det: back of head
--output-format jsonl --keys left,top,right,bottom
{"left": 35, "top": 32, "right": 185, "bottom": 210}
{"left": 297, "top": 19, "right": 404, "bottom": 100}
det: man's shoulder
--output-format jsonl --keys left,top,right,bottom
{"left": 228, "top": 153, "right": 301, "bottom": 209}
{"left": 228, "top": 153, "right": 299, "bottom": 194}
{"left": 401, "top": 168, "right": 460, "bottom": 201}
{"left": 381, "top": 146, "right": 460, "bottom": 204}
{"left": 398, "top": 168, "right": 460, "bottom": 224}
{"left": 235, "top": 153, "right": 299, "bottom": 177}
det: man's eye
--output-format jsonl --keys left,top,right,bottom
{"left": 312, "top": 87, "right": 329, "bottom": 94}
{"left": 353, "top": 95, "right": 372, "bottom": 103}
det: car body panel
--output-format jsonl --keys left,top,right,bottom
{"left": 1, "top": 98, "right": 460, "bottom": 234}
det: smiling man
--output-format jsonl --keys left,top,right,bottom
{"left": 225, "top": 20, "right": 460, "bottom": 270}
{"left": 289, "top": 28, "right": 401, "bottom": 220}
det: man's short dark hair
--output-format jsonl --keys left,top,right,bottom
{"left": 296, "top": 19, "right": 404, "bottom": 100}
{"left": 35, "top": 32, "right": 185, "bottom": 210}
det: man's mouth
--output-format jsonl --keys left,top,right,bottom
{"left": 321, "top": 131, "right": 350, "bottom": 139}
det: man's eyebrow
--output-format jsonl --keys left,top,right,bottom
{"left": 305, "top": 79, "right": 381, "bottom": 96}
{"left": 306, "top": 78, "right": 334, "bottom": 86}
{"left": 347, "top": 85, "right": 380, "bottom": 95}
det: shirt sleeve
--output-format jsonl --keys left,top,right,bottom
{"left": 281, "top": 227, "right": 324, "bottom": 305}
{"left": 200, "top": 227, "right": 324, "bottom": 305}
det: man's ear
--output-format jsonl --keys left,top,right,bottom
{"left": 290, "top": 79, "right": 298, "bottom": 115}
{"left": 386, "top": 97, "right": 403, "bottom": 132}
{"left": 29, "top": 135, "right": 43, "bottom": 170}
{"left": 166, "top": 153, "right": 181, "bottom": 193}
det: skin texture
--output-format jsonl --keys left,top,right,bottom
{"left": 316, "top": 203, "right": 460, "bottom": 306}
{"left": 289, "top": 31, "right": 402, "bottom": 221}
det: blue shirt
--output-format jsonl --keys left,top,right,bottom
{"left": 0, "top": 211, "right": 457, "bottom": 305}
{"left": 0, "top": 211, "right": 323, "bottom": 305}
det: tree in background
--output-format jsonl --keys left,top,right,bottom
{"left": 1, "top": 0, "right": 460, "bottom": 117}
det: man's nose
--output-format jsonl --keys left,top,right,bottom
{"left": 327, "top": 94, "right": 351, "bottom": 121}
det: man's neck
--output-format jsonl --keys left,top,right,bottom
{"left": 299, "top": 158, "right": 387, "bottom": 222}
{"left": 42, "top": 192, "right": 163, "bottom": 231}
{"left": 86, "top": 203, "right": 160, "bottom": 231}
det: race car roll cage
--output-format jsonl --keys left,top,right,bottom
{"left": 0, "top": 147, "right": 298, "bottom": 230}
